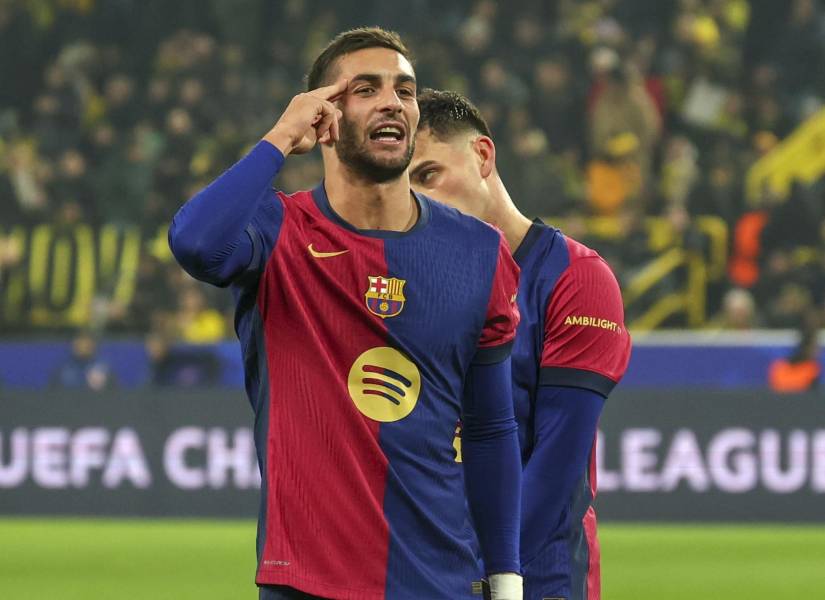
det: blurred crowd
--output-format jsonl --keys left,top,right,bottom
{"left": 2, "top": 0, "right": 825, "bottom": 345}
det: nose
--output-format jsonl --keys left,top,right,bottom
{"left": 377, "top": 87, "right": 404, "bottom": 114}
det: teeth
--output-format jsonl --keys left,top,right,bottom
{"left": 375, "top": 126, "right": 402, "bottom": 136}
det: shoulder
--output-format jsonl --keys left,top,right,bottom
{"left": 265, "top": 188, "right": 322, "bottom": 224}
{"left": 561, "top": 235, "right": 620, "bottom": 290}
{"left": 274, "top": 188, "right": 313, "bottom": 210}
{"left": 536, "top": 229, "right": 627, "bottom": 346}
{"left": 516, "top": 224, "right": 580, "bottom": 291}
{"left": 563, "top": 235, "right": 600, "bottom": 262}
{"left": 539, "top": 232, "right": 631, "bottom": 390}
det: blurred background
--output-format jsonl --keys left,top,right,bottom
{"left": 0, "top": 1, "right": 823, "bottom": 598}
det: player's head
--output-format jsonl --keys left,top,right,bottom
{"left": 308, "top": 27, "right": 419, "bottom": 183}
{"left": 410, "top": 89, "right": 496, "bottom": 219}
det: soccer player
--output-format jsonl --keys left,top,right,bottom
{"left": 410, "top": 90, "right": 632, "bottom": 600}
{"left": 169, "top": 29, "right": 524, "bottom": 600}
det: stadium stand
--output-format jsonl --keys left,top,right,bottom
{"left": 1, "top": 0, "right": 824, "bottom": 340}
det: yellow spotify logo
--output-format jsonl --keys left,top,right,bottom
{"left": 347, "top": 347, "right": 421, "bottom": 422}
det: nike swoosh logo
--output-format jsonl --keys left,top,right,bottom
{"left": 307, "top": 243, "right": 349, "bottom": 258}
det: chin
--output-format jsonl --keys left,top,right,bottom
{"left": 336, "top": 132, "right": 415, "bottom": 183}
{"left": 371, "top": 154, "right": 411, "bottom": 172}
{"left": 368, "top": 141, "right": 411, "bottom": 160}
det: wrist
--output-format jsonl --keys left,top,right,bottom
{"left": 484, "top": 572, "right": 522, "bottom": 600}
{"left": 262, "top": 128, "right": 294, "bottom": 157}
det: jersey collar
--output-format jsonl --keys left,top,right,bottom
{"left": 311, "top": 180, "right": 431, "bottom": 239}
{"left": 513, "top": 218, "right": 547, "bottom": 266}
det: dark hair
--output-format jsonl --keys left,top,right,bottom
{"left": 306, "top": 27, "right": 412, "bottom": 91}
{"left": 417, "top": 88, "right": 492, "bottom": 140}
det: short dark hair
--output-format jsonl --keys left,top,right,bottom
{"left": 417, "top": 88, "right": 492, "bottom": 140}
{"left": 307, "top": 27, "right": 412, "bottom": 91}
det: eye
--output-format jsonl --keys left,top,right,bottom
{"left": 415, "top": 169, "right": 438, "bottom": 186}
{"left": 397, "top": 87, "right": 415, "bottom": 98}
{"left": 355, "top": 86, "right": 375, "bottom": 95}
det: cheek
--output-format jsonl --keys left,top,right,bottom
{"left": 439, "top": 176, "right": 465, "bottom": 199}
{"left": 340, "top": 104, "right": 365, "bottom": 131}
{"left": 438, "top": 177, "right": 477, "bottom": 213}
{"left": 408, "top": 106, "right": 420, "bottom": 132}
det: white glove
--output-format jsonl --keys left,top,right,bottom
{"left": 485, "top": 572, "right": 523, "bottom": 600}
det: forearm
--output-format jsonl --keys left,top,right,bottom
{"left": 168, "top": 141, "right": 284, "bottom": 285}
{"left": 462, "top": 359, "right": 522, "bottom": 575}
{"left": 520, "top": 386, "right": 604, "bottom": 564}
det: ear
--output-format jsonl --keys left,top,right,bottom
{"left": 473, "top": 136, "right": 496, "bottom": 179}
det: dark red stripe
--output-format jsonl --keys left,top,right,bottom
{"left": 362, "top": 364, "right": 412, "bottom": 387}
{"left": 255, "top": 192, "right": 391, "bottom": 599}
{"left": 585, "top": 436, "right": 600, "bottom": 599}
{"left": 363, "top": 388, "right": 402, "bottom": 405}
{"left": 362, "top": 378, "right": 406, "bottom": 397}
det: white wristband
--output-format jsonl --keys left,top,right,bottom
{"left": 488, "top": 572, "right": 523, "bottom": 600}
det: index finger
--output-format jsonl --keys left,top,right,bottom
{"left": 308, "top": 78, "right": 349, "bottom": 102}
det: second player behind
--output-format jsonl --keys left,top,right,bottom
{"left": 410, "top": 89, "right": 632, "bottom": 600}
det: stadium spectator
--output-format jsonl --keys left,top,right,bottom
{"left": 588, "top": 63, "right": 661, "bottom": 214}
{"left": 173, "top": 286, "right": 226, "bottom": 344}
{"left": 768, "top": 323, "right": 821, "bottom": 392}
{"left": 51, "top": 330, "right": 115, "bottom": 391}
{"left": 145, "top": 330, "right": 221, "bottom": 387}
{"left": 1, "top": 0, "right": 824, "bottom": 335}
{"left": 713, "top": 287, "right": 760, "bottom": 330}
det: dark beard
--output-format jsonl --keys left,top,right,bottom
{"left": 335, "top": 118, "right": 415, "bottom": 183}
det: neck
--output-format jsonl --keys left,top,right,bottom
{"left": 323, "top": 155, "right": 417, "bottom": 231}
{"left": 484, "top": 174, "right": 533, "bottom": 254}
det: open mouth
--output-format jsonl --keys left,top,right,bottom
{"left": 369, "top": 123, "right": 405, "bottom": 145}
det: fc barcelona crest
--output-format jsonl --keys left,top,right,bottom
{"left": 365, "top": 276, "right": 406, "bottom": 318}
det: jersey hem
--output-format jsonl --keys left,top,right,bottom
{"left": 256, "top": 570, "right": 385, "bottom": 600}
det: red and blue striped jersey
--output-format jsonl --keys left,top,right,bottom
{"left": 511, "top": 220, "right": 631, "bottom": 599}
{"left": 174, "top": 144, "right": 522, "bottom": 599}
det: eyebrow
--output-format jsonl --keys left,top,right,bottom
{"left": 409, "top": 160, "right": 438, "bottom": 178}
{"left": 350, "top": 73, "right": 417, "bottom": 87}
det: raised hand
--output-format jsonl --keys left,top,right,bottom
{"left": 263, "top": 78, "right": 348, "bottom": 156}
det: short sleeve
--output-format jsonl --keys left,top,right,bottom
{"left": 540, "top": 255, "right": 631, "bottom": 396}
{"left": 474, "top": 234, "right": 520, "bottom": 364}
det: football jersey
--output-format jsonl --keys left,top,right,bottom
{"left": 228, "top": 181, "right": 519, "bottom": 600}
{"left": 511, "top": 220, "right": 631, "bottom": 599}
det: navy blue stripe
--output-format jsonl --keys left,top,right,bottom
{"left": 473, "top": 340, "right": 514, "bottom": 365}
{"left": 380, "top": 368, "right": 412, "bottom": 387}
{"left": 539, "top": 366, "right": 616, "bottom": 397}
{"left": 364, "top": 364, "right": 412, "bottom": 387}
{"left": 250, "top": 307, "right": 272, "bottom": 567}
{"left": 512, "top": 219, "right": 546, "bottom": 267}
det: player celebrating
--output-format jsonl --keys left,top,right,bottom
{"left": 410, "top": 89, "right": 631, "bottom": 600}
{"left": 170, "top": 30, "right": 523, "bottom": 600}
